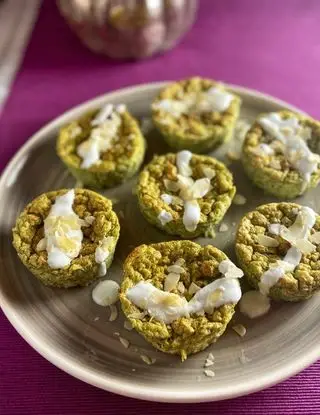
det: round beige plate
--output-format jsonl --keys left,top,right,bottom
{"left": 0, "top": 83, "right": 319, "bottom": 403}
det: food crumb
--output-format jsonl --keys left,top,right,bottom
{"left": 109, "top": 304, "right": 118, "bottom": 322}
{"left": 124, "top": 320, "right": 133, "bottom": 331}
{"left": 204, "top": 369, "right": 215, "bottom": 378}
{"left": 232, "top": 324, "right": 247, "bottom": 337}
{"left": 93, "top": 316, "right": 100, "bottom": 322}
{"left": 204, "top": 359, "right": 214, "bottom": 367}
{"left": 239, "top": 349, "right": 251, "bottom": 364}
{"left": 233, "top": 194, "right": 247, "bottom": 205}
{"left": 219, "top": 223, "right": 229, "bottom": 232}
{"left": 119, "top": 337, "right": 130, "bottom": 349}
{"left": 140, "top": 354, "right": 154, "bottom": 365}
{"left": 227, "top": 150, "right": 240, "bottom": 161}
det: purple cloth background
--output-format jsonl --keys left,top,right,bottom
{"left": 1, "top": 1, "right": 319, "bottom": 413}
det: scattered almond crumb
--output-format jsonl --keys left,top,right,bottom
{"left": 119, "top": 337, "right": 130, "bottom": 349}
{"left": 204, "top": 369, "right": 215, "bottom": 378}
{"left": 233, "top": 194, "right": 247, "bottom": 205}
{"left": 93, "top": 316, "right": 100, "bottom": 322}
{"left": 132, "top": 368, "right": 136, "bottom": 372}
{"left": 227, "top": 150, "right": 240, "bottom": 161}
{"left": 207, "top": 353, "right": 214, "bottom": 361}
{"left": 219, "top": 223, "right": 229, "bottom": 232}
{"left": 109, "top": 304, "right": 118, "bottom": 322}
{"left": 239, "top": 349, "right": 251, "bottom": 364}
{"left": 140, "top": 354, "right": 154, "bottom": 365}
{"left": 232, "top": 324, "right": 247, "bottom": 337}
{"left": 124, "top": 320, "right": 133, "bottom": 331}
{"left": 114, "top": 332, "right": 120, "bottom": 336}
{"left": 204, "top": 360, "right": 214, "bottom": 367}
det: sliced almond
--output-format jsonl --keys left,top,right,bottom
{"left": 109, "top": 304, "right": 118, "bottom": 322}
{"left": 295, "top": 238, "right": 316, "bottom": 254}
{"left": 140, "top": 354, "right": 153, "bottom": 365}
{"left": 119, "top": 337, "right": 130, "bottom": 349}
{"left": 202, "top": 166, "right": 216, "bottom": 180}
{"left": 164, "top": 272, "right": 180, "bottom": 292}
{"left": 233, "top": 194, "right": 247, "bottom": 205}
{"left": 310, "top": 231, "right": 320, "bottom": 244}
{"left": 232, "top": 324, "right": 247, "bottom": 337}
{"left": 177, "top": 281, "right": 186, "bottom": 294}
{"left": 188, "top": 282, "right": 201, "bottom": 295}
{"left": 256, "top": 234, "right": 279, "bottom": 247}
{"left": 204, "top": 369, "right": 215, "bottom": 378}
{"left": 124, "top": 320, "right": 133, "bottom": 331}
{"left": 174, "top": 258, "right": 185, "bottom": 266}
{"left": 167, "top": 264, "right": 185, "bottom": 274}
{"left": 164, "top": 179, "right": 180, "bottom": 192}
{"left": 219, "top": 223, "right": 229, "bottom": 232}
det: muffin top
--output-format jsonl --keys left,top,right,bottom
{"left": 152, "top": 77, "right": 241, "bottom": 141}
{"left": 242, "top": 110, "right": 320, "bottom": 186}
{"left": 121, "top": 240, "right": 243, "bottom": 324}
{"left": 12, "top": 188, "right": 119, "bottom": 274}
{"left": 137, "top": 150, "right": 236, "bottom": 234}
{"left": 236, "top": 202, "right": 320, "bottom": 295}
{"left": 57, "top": 104, "right": 144, "bottom": 171}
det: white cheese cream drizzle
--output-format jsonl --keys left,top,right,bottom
{"left": 158, "top": 150, "right": 213, "bottom": 232}
{"left": 37, "top": 190, "right": 83, "bottom": 269}
{"left": 126, "top": 259, "right": 243, "bottom": 324}
{"left": 152, "top": 86, "right": 234, "bottom": 117}
{"left": 77, "top": 103, "right": 125, "bottom": 169}
{"left": 257, "top": 112, "right": 320, "bottom": 182}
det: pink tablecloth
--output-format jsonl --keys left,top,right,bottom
{"left": 1, "top": 1, "right": 319, "bottom": 413}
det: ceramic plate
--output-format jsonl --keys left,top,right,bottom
{"left": 0, "top": 82, "right": 319, "bottom": 403}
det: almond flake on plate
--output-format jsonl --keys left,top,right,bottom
{"left": 204, "top": 369, "right": 215, "bottom": 378}
{"left": 140, "top": 354, "right": 154, "bottom": 365}
{"left": 233, "top": 194, "right": 247, "bottom": 205}
{"left": 119, "top": 337, "right": 130, "bottom": 349}
{"left": 232, "top": 324, "right": 247, "bottom": 337}
{"left": 109, "top": 304, "right": 118, "bottom": 321}
{"left": 219, "top": 223, "right": 229, "bottom": 232}
{"left": 256, "top": 234, "right": 279, "bottom": 247}
{"left": 204, "top": 359, "right": 214, "bottom": 367}
{"left": 239, "top": 349, "right": 251, "bottom": 364}
{"left": 124, "top": 320, "right": 133, "bottom": 331}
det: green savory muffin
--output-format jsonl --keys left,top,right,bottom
{"left": 120, "top": 240, "right": 243, "bottom": 360}
{"left": 136, "top": 150, "right": 236, "bottom": 238}
{"left": 12, "top": 188, "right": 120, "bottom": 288}
{"left": 235, "top": 202, "right": 320, "bottom": 301}
{"left": 57, "top": 104, "right": 146, "bottom": 189}
{"left": 242, "top": 110, "right": 320, "bottom": 198}
{"left": 152, "top": 77, "right": 241, "bottom": 153}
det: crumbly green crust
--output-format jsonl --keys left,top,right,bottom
{"left": 12, "top": 189, "right": 120, "bottom": 288}
{"left": 57, "top": 109, "right": 146, "bottom": 189}
{"left": 152, "top": 77, "right": 241, "bottom": 153}
{"left": 137, "top": 153, "right": 236, "bottom": 238}
{"left": 120, "top": 240, "right": 236, "bottom": 360}
{"left": 242, "top": 110, "right": 320, "bottom": 198}
{"left": 235, "top": 202, "right": 320, "bottom": 301}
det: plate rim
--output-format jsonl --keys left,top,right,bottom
{"left": 0, "top": 81, "right": 319, "bottom": 403}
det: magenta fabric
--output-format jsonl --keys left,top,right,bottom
{"left": 1, "top": 1, "right": 320, "bottom": 413}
